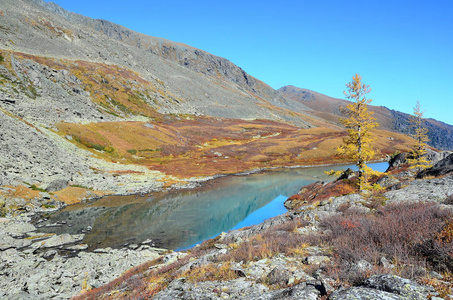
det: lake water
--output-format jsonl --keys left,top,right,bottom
{"left": 37, "top": 162, "right": 388, "bottom": 250}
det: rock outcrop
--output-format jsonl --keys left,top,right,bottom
{"left": 417, "top": 153, "right": 453, "bottom": 178}
{"left": 330, "top": 275, "right": 436, "bottom": 300}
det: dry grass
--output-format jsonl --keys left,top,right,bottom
{"left": 53, "top": 187, "right": 105, "bottom": 205}
{"left": 57, "top": 117, "right": 414, "bottom": 179}
{"left": 182, "top": 262, "right": 239, "bottom": 283}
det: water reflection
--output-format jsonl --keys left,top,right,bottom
{"left": 38, "top": 162, "right": 388, "bottom": 250}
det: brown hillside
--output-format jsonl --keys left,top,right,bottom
{"left": 57, "top": 118, "right": 415, "bottom": 178}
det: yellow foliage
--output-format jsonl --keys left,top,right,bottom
{"left": 338, "top": 74, "right": 379, "bottom": 190}
{"left": 325, "top": 169, "right": 343, "bottom": 177}
{"left": 408, "top": 101, "right": 431, "bottom": 171}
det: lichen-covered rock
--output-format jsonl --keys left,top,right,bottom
{"left": 329, "top": 287, "right": 406, "bottom": 300}
{"left": 0, "top": 247, "right": 162, "bottom": 299}
{"left": 329, "top": 274, "right": 437, "bottom": 300}
{"left": 31, "top": 233, "right": 84, "bottom": 248}
{"left": 364, "top": 274, "right": 436, "bottom": 299}
{"left": 0, "top": 234, "right": 32, "bottom": 250}
{"left": 305, "top": 255, "right": 330, "bottom": 265}
{"left": 261, "top": 282, "right": 321, "bottom": 300}
{"left": 153, "top": 278, "right": 269, "bottom": 300}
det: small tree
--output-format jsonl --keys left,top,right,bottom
{"left": 408, "top": 100, "right": 431, "bottom": 171}
{"left": 337, "top": 74, "right": 379, "bottom": 190}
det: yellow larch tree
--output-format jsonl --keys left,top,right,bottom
{"left": 338, "top": 74, "right": 379, "bottom": 190}
{"left": 407, "top": 100, "right": 431, "bottom": 171}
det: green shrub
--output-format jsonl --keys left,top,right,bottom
{"left": 70, "top": 184, "right": 92, "bottom": 190}
{"left": 127, "top": 149, "right": 137, "bottom": 155}
{"left": 29, "top": 184, "right": 46, "bottom": 192}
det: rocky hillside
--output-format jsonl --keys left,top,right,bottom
{"left": 279, "top": 85, "right": 453, "bottom": 150}
{"left": 1, "top": 0, "right": 313, "bottom": 124}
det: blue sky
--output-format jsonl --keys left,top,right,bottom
{"left": 48, "top": 0, "right": 453, "bottom": 125}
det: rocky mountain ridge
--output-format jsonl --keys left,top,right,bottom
{"left": 2, "top": 0, "right": 313, "bottom": 125}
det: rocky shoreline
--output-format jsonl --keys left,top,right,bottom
{"left": 0, "top": 210, "right": 174, "bottom": 299}
{"left": 82, "top": 170, "right": 453, "bottom": 299}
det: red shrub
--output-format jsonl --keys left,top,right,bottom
{"left": 320, "top": 201, "right": 453, "bottom": 282}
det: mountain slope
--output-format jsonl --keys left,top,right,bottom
{"left": 279, "top": 85, "right": 453, "bottom": 150}
{"left": 0, "top": 0, "right": 316, "bottom": 126}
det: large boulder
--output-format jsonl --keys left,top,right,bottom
{"left": 417, "top": 153, "right": 453, "bottom": 178}
{"left": 364, "top": 274, "right": 436, "bottom": 299}
{"left": 386, "top": 152, "right": 408, "bottom": 171}
{"left": 45, "top": 179, "right": 69, "bottom": 192}
{"left": 387, "top": 150, "right": 452, "bottom": 173}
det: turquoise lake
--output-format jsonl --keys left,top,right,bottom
{"left": 38, "top": 162, "right": 388, "bottom": 250}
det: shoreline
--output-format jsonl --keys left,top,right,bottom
{"left": 68, "top": 159, "right": 389, "bottom": 206}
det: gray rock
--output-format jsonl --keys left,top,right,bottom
{"left": 376, "top": 176, "right": 401, "bottom": 189}
{"left": 426, "top": 149, "right": 453, "bottom": 165}
{"left": 0, "top": 220, "right": 36, "bottom": 236}
{"left": 387, "top": 152, "right": 408, "bottom": 171}
{"left": 305, "top": 255, "right": 330, "bottom": 265}
{"left": 0, "top": 246, "right": 162, "bottom": 299}
{"left": 230, "top": 263, "right": 247, "bottom": 277}
{"left": 380, "top": 257, "right": 395, "bottom": 270}
{"left": 33, "top": 233, "right": 84, "bottom": 248}
{"left": 329, "top": 287, "right": 406, "bottom": 300}
{"left": 417, "top": 153, "right": 453, "bottom": 178}
{"left": 351, "top": 259, "right": 373, "bottom": 273}
{"left": 260, "top": 281, "right": 321, "bottom": 300}
{"left": 45, "top": 179, "right": 69, "bottom": 192}
{"left": 0, "top": 234, "right": 32, "bottom": 250}
{"left": 267, "top": 266, "right": 291, "bottom": 285}
{"left": 385, "top": 175, "right": 453, "bottom": 203}
{"left": 292, "top": 269, "right": 315, "bottom": 282}
{"left": 66, "top": 244, "right": 89, "bottom": 251}
{"left": 365, "top": 274, "right": 437, "bottom": 299}
{"left": 42, "top": 249, "right": 57, "bottom": 259}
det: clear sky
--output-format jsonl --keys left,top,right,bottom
{"left": 47, "top": 0, "right": 453, "bottom": 125}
